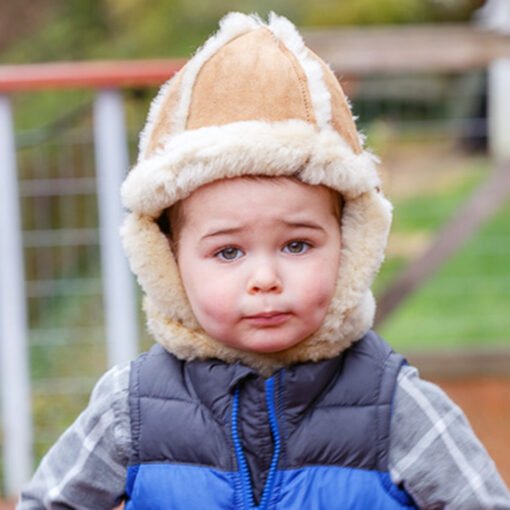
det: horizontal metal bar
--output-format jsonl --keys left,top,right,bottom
{"left": 29, "top": 327, "right": 105, "bottom": 346}
{"left": 19, "top": 178, "right": 97, "bottom": 197}
{"left": 23, "top": 228, "right": 99, "bottom": 247}
{"left": 31, "top": 377, "right": 100, "bottom": 395}
{"left": 26, "top": 278, "right": 102, "bottom": 297}
{"left": 0, "top": 59, "right": 184, "bottom": 91}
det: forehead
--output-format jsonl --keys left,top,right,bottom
{"left": 179, "top": 177, "right": 339, "bottom": 224}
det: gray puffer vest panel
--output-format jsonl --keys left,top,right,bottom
{"left": 127, "top": 331, "right": 413, "bottom": 509}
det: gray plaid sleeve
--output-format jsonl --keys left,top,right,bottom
{"left": 17, "top": 362, "right": 132, "bottom": 510}
{"left": 390, "top": 364, "right": 510, "bottom": 509}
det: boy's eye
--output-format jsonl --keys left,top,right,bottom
{"left": 283, "top": 241, "right": 310, "bottom": 254}
{"left": 216, "top": 247, "right": 243, "bottom": 261}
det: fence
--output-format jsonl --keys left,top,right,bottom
{"left": 0, "top": 61, "right": 182, "bottom": 496}
{"left": 1, "top": 24, "right": 510, "bottom": 498}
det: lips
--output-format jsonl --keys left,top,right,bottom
{"left": 244, "top": 311, "right": 291, "bottom": 326}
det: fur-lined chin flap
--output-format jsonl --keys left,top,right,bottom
{"left": 144, "top": 290, "right": 375, "bottom": 377}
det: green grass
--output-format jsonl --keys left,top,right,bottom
{"left": 375, "top": 162, "right": 510, "bottom": 353}
{"left": 391, "top": 175, "right": 484, "bottom": 233}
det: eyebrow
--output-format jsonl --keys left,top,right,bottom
{"left": 200, "top": 220, "right": 326, "bottom": 241}
{"left": 200, "top": 226, "right": 244, "bottom": 241}
{"left": 281, "top": 220, "right": 326, "bottom": 232}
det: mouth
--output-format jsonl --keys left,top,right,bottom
{"left": 244, "top": 311, "right": 291, "bottom": 327}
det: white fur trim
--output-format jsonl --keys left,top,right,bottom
{"left": 268, "top": 12, "right": 332, "bottom": 128}
{"left": 122, "top": 120, "right": 379, "bottom": 218}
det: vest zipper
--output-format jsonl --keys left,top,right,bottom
{"left": 231, "top": 375, "right": 282, "bottom": 510}
{"left": 258, "top": 376, "right": 281, "bottom": 509}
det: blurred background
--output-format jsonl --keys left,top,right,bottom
{"left": 1, "top": 0, "right": 509, "bottom": 502}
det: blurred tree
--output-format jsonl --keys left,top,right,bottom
{"left": 0, "top": 0, "right": 58, "bottom": 52}
{"left": 0, "top": 0, "right": 486, "bottom": 64}
{"left": 302, "top": 0, "right": 484, "bottom": 25}
{"left": 100, "top": 0, "right": 306, "bottom": 57}
{"left": 1, "top": 0, "right": 110, "bottom": 62}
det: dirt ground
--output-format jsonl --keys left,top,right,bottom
{"left": 1, "top": 377, "right": 508, "bottom": 508}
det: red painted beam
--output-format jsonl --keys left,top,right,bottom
{"left": 0, "top": 59, "right": 185, "bottom": 92}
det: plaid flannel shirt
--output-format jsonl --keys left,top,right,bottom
{"left": 17, "top": 362, "right": 510, "bottom": 509}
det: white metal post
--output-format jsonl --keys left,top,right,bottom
{"left": 93, "top": 89, "right": 138, "bottom": 367}
{"left": 0, "top": 94, "right": 33, "bottom": 496}
{"left": 488, "top": 58, "right": 510, "bottom": 162}
{"left": 475, "top": 0, "right": 510, "bottom": 34}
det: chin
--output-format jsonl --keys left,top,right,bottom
{"left": 239, "top": 336, "right": 306, "bottom": 355}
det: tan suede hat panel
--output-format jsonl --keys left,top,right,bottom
{"left": 187, "top": 28, "right": 315, "bottom": 129}
{"left": 315, "top": 56, "right": 362, "bottom": 154}
{"left": 144, "top": 70, "right": 185, "bottom": 158}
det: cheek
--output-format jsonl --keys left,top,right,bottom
{"left": 198, "top": 299, "right": 233, "bottom": 324}
{"left": 183, "top": 270, "right": 237, "bottom": 324}
{"left": 292, "top": 261, "right": 339, "bottom": 317}
{"left": 189, "top": 293, "right": 238, "bottom": 341}
{"left": 304, "top": 277, "right": 336, "bottom": 309}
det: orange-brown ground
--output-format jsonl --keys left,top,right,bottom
{"left": 430, "top": 376, "right": 510, "bottom": 487}
{"left": 1, "top": 377, "right": 508, "bottom": 508}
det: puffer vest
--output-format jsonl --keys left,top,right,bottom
{"left": 125, "top": 331, "right": 416, "bottom": 509}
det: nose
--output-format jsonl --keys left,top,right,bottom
{"left": 247, "top": 259, "right": 282, "bottom": 295}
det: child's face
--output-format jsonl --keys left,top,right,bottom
{"left": 174, "top": 177, "right": 342, "bottom": 354}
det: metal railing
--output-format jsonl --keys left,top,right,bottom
{"left": 0, "top": 60, "right": 182, "bottom": 496}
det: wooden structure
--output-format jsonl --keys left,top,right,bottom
{"left": 303, "top": 24, "right": 510, "bottom": 74}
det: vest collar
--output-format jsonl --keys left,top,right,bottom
{"left": 185, "top": 353, "right": 344, "bottom": 417}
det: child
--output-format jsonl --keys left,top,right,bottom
{"left": 18, "top": 13, "right": 510, "bottom": 509}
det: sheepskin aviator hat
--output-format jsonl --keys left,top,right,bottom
{"left": 121, "top": 12, "right": 392, "bottom": 374}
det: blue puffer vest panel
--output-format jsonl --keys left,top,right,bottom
{"left": 125, "top": 331, "right": 416, "bottom": 509}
